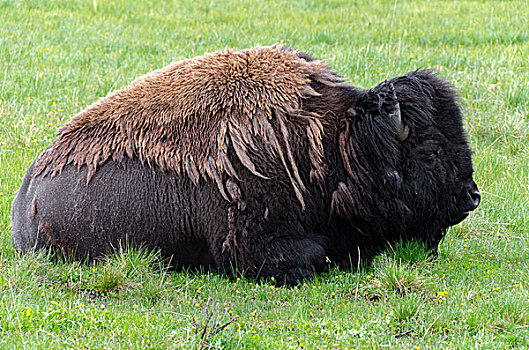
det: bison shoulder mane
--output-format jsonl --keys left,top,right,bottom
{"left": 33, "top": 45, "right": 345, "bottom": 208}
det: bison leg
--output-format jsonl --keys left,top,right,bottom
{"left": 253, "top": 236, "right": 326, "bottom": 286}
{"left": 213, "top": 212, "right": 327, "bottom": 285}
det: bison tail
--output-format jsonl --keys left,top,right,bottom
{"left": 11, "top": 161, "right": 45, "bottom": 254}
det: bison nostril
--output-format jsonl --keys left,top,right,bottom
{"left": 469, "top": 188, "right": 481, "bottom": 208}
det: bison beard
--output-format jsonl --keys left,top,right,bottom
{"left": 11, "top": 45, "right": 480, "bottom": 285}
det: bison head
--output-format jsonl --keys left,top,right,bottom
{"left": 395, "top": 72, "right": 480, "bottom": 253}
{"left": 341, "top": 70, "right": 480, "bottom": 255}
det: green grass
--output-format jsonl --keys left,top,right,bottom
{"left": 1, "top": 0, "right": 528, "bottom": 348}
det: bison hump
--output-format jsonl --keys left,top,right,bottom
{"left": 33, "top": 45, "right": 342, "bottom": 208}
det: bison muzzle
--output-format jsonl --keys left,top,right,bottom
{"left": 11, "top": 45, "right": 480, "bottom": 285}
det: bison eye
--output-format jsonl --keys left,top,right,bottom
{"left": 427, "top": 153, "right": 437, "bottom": 161}
{"left": 417, "top": 153, "right": 437, "bottom": 167}
{"left": 411, "top": 145, "right": 443, "bottom": 167}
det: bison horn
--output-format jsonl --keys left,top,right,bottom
{"left": 389, "top": 83, "right": 410, "bottom": 142}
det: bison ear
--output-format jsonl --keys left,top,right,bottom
{"left": 388, "top": 82, "right": 410, "bottom": 142}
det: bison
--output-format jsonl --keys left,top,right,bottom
{"left": 11, "top": 45, "right": 480, "bottom": 285}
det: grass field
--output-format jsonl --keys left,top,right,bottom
{"left": 1, "top": 0, "right": 528, "bottom": 348}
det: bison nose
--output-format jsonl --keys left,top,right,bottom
{"left": 468, "top": 183, "right": 481, "bottom": 210}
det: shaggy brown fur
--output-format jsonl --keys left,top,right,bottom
{"left": 33, "top": 45, "right": 343, "bottom": 208}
